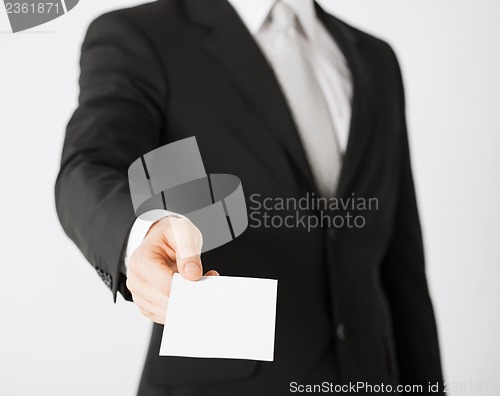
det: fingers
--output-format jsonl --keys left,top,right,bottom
{"left": 132, "top": 294, "right": 169, "bottom": 324}
{"left": 204, "top": 270, "right": 220, "bottom": 276}
{"left": 166, "top": 217, "right": 204, "bottom": 281}
{"left": 127, "top": 274, "right": 170, "bottom": 306}
{"left": 128, "top": 246, "right": 174, "bottom": 291}
{"left": 127, "top": 248, "right": 173, "bottom": 324}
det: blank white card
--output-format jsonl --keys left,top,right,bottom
{"left": 159, "top": 274, "right": 278, "bottom": 361}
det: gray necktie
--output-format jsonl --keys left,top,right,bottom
{"left": 266, "top": 1, "right": 342, "bottom": 197}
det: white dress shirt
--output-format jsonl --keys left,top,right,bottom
{"left": 124, "top": 0, "right": 353, "bottom": 269}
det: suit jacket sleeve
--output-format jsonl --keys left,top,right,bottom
{"left": 380, "top": 46, "right": 444, "bottom": 388}
{"left": 55, "top": 11, "right": 166, "bottom": 302}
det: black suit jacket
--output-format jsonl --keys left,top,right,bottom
{"left": 55, "top": 0, "right": 444, "bottom": 394}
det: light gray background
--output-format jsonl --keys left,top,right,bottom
{"left": 1, "top": 1, "right": 499, "bottom": 394}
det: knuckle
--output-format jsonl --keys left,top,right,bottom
{"left": 128, "top": 255, "right": 141, "bottom": 272}
{"left": 126, "top": 277, "right": 136, "bottom": 291}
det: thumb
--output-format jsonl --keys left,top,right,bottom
{"left": 166, "top": 217, "right": 204, "bottom": 281}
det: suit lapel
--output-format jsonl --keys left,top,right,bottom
{"left": 316, "top": 5, "right": 377, "bottom": 199}
{"left": 184, "top": 0, "right": 317, "bottom": 192}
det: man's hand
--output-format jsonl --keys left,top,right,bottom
{"left": 126, "top": 216, "right": 218, "bottom": 324}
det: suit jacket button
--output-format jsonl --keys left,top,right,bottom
{"left": 336, "top": 324, "right": 346, "bottom": 341}
{"left": 327, "top": 227, "right": 336, "bottom": 241}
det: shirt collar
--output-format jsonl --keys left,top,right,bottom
{"left": 228, "top": 0, "right": 318, "bottom": 41}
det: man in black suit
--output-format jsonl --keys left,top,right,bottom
{"left": 55, "top": 0, "right": 444, "bottom": 394}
